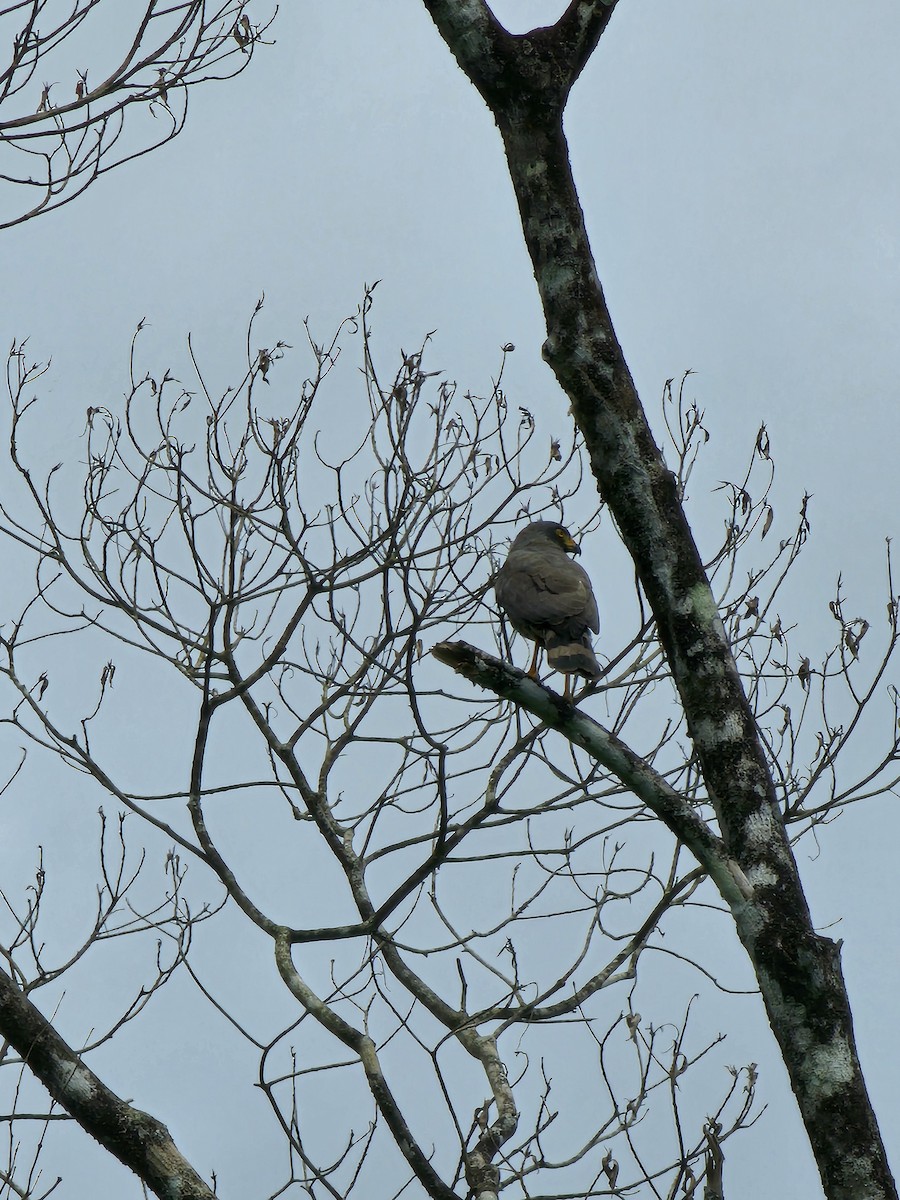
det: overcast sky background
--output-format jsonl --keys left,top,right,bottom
{"left": 2, "top": 2, "right": 900, "bottom": 1197}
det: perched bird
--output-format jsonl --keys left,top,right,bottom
{"left": 494, "top": 521, "right": 600, "bottom": 691}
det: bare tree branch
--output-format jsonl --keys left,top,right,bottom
{"left": 0, "top": 963, "right": 215, "bottom": 1200}
{"left": 0, "top": 1, "right": 276, "bottom": 227}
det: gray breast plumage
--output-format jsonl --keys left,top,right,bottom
{"left": 495, "top": 521, "right": 600, "bottom": 680}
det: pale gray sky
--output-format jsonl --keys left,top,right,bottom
{"left": 2, "top": 3, "right": 900, "bottom": 1196}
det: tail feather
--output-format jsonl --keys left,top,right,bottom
{"left": 546, "top": 635, "right": 600, "bottom": 679}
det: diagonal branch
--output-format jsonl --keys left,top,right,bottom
{"left": 432, "top": 639, "right": 739, "bottom": 893}
{"left": 0, "top": 963, "right": 215, "bottom": 1200}
{"left": 273, "top": 932, "right": 460, "bottom": 1200}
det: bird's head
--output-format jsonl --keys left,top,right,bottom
{"left": 553, "top": 525, "right": 581, "bottom": 556}
{"left": 514, "top": 521, "right": 581, "bottom": 556}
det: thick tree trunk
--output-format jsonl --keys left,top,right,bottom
{"left": 424, "top": 5, "right": 897, "bottom": 1197}
{"left": 497, "top": 106, "right": 894, "bottom": 1200}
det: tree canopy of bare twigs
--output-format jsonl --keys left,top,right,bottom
{"left": 0, "top": 1, "right": 274, "bottom": 228}
{"left": 0, "top": 288, "right": 898, "bottom": 1198}
{"left": 0, "top": 297, "right": 758, "bottom": 1198}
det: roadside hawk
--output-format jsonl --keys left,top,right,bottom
{"left": 495, "top": 521, "right": 600, "bottom": 686}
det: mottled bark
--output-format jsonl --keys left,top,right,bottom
{"left": 424, "top": 4, "right": 896, "bottom": 1197}
{"left": 0, "top": 964, "right": 215, "bottom": 1200}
